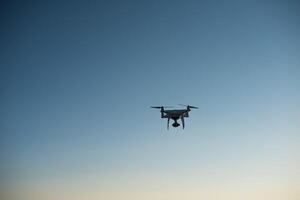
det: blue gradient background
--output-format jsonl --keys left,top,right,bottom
{"left": 1, "top": 0, "right": 299, "bottom": 199}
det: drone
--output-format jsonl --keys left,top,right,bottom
{"left": 151, "top": 104, "right": 198, "bottom": 129}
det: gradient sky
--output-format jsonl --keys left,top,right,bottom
{"left": 1, "top": 0, "right": 299, "bottom": 200}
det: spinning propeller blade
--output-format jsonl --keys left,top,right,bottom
{"left": 150, "top": 106, "right": 163, "bottom": 109}
{"left": 150, "top": 106, "right": 173, "bottom": 109}
{"left": 179, "top": 104, "right": 198, "bottom": 109}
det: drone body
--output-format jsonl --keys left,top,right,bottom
{"left": 151, "top": 105, "right": 198, "bottom": 129}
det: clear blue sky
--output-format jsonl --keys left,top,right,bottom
{"left": 1, "top": 0, "right": 299, "bottom": 199}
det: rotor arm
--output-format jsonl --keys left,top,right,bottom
{"left": 161, "top": 108, "right": 164, "bottom": 118}
{"left": 150, "top": 106, "right": 165, "bottom": 118}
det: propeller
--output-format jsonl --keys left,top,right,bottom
{"left": 151, "top": 106, "right": 163, "bottom": 109}
{"left": 179, "top": 104, "right": 198, "bottom": 109}
{"left": 150, "top": 106, "right": 173, "bottom": 109}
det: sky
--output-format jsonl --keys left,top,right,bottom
{"left": 1, "top": 0, "right": 299, "bottom": 200}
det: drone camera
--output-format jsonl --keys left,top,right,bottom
{"left": 172, "top": 122, "right": 180, "bottom": 127}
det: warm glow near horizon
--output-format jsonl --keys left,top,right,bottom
{"left": 7, "top": 177, "right": 300, "bottom": 200}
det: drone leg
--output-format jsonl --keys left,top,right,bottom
{"left": 181, "top": 116, "right": 185, "bottom": 129}
{"left": 167, "top": 118, "right": 170, "bottom": 130}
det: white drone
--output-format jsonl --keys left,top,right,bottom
{"left": 151, "top": 104, "right": 198, "bottom": 129}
